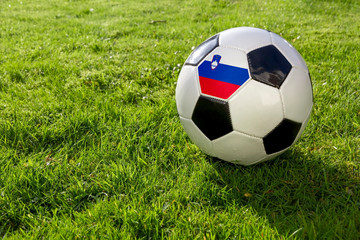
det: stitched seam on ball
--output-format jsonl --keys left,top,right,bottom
{"left": 292, "top": 65, "right": 309, "bottom": 74}
{"left": 251, "top": 155, "right": 270, "bottom": 165}
{"left": 217, "top": 45, "right": 247, "bottom": 55}
{"left": 279, "top": 89, "right": 286, "bottom": 120}
{"left": 227, "top": 77, "right": 252, "bottom": 102}
{"left": 269, "top": 31, "right": 276, "bottom": 48}
{"left": 232, "top": 129, "right": 263, "bottom": 140}
{"left": 179, "top": 115, "right": 191, "bottom": 121}
{"left": 287, "top": 67, "right": 314, "bottom": 104}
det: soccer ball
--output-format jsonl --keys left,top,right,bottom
{"left": 176, "top": 27, "right": 313, "bottom": 166}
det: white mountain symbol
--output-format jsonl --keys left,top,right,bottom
{"left": 211, "top": 60, "right": 218, "bottom": 69}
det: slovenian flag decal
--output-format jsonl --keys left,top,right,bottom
{"left": 198, "top": 54, "right": 249, "bottom": 99}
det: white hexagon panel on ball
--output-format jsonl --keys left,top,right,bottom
{"left": 175, "top": 65, "right": 201, "bottom": 119}
{"left": 212, "top": 131, "right": 266, "bottom": 165}
{"left": 219, "top": 27, "right": 272, "bottom": 53}
{"left": 280, "top": 67, "right": 313, "bottom": 123}
{"left": 229, "top": 80, "right": 284, "bottom": 138}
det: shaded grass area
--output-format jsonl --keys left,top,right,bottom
{"left": 0, "top": 0, "right": 359, "bottom": 239}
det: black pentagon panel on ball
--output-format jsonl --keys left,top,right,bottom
{"left": 263, "top": 119, "right": 302, "bottom": 154}
{"left": 192, "top": 95, "right": 232, "bottom": 140}
{"left": 185, "top": 34, "right": 219, "bottom": 66}
{"left": 247, "top": 45, "right": 292, "bottom": 88}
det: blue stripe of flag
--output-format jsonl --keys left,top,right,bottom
{"left": 198, "top": 61, "right": 249, "bottom": 86}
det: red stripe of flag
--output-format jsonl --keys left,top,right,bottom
{"left": 199, "top": 76, "right": 240, "bottom": 99}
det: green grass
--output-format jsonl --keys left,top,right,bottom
{"left": 0, "top": 0, "right": 359, "bottom": 239}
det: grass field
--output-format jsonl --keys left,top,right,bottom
{"left": 0, "top": 0, "right": 359, "bottom": 239}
